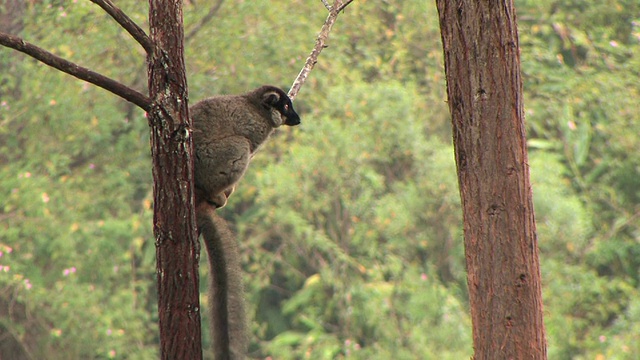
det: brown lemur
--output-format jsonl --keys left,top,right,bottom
{"left": 192, "top": 85, "right": 300, "bottom": 359}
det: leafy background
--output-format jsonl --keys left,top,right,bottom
{"left": 0, "top": 0, "right": 639, "bottom": 359}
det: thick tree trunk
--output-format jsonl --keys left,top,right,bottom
{"left": 147, "top": 1, "right": 202, "bottom": 359}
{"left": 435, "top": 1, "right": 547, "bottom": 359}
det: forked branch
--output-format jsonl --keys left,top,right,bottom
{"left": 0, "top": 32, "right": 152, "bottom": 111}
{"left": 0, "top": 1, "right": 153, "bottom": 110}
{"left": 288, "top": 0, "right": 355, "bottom": 101}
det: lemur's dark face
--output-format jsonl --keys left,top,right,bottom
{"left": 261, "top": 86, "right": 301, "bottom": 127}
{"left": 279, "top": 97, "right": 300, "bottom": 126}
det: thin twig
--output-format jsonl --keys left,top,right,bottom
{"left": 0, "top": 32, "right": 152, "bottom": 111}
{"left": 89, "top": 0, "right": 154, "bottom": 54}
{"left": 185, "top": 0, "right": 225, "bottom": 42}
{"left": 288, "top": 0, "right": 355, "bottom": 101}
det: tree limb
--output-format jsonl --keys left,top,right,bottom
{"left": 288, "top": 0, "right": 355, "bottom": 101}
{"left": 335, "top": 0, "right": 354, "bottom": 12}
{"left": 0, "top": 32, "right": 152, "bottom": 111}
{"left": 89, "top": 0, "right": 154, "bottom": 54}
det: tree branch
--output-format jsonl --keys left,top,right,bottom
{"left": 0, "top": 32, "right": 152, "bottom": 111}
{"left": 185, "top": 0, "right": 225, "bottom": 42}
{"left": 320, "top": 0, "right": 332, "bottom": 11}
{"left": 288, "top": 0, "right": 355, "bottom": 101}
{"left": 335, "top": 0, "right": 354, "bottom": 12}
{"left": 89, "top": 0, "right": 154, "bottom": 54}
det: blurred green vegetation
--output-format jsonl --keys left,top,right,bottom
{"left": 0, "top": 0, "right": 638, "bottom": 359}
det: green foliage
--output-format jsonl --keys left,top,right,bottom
{"left": 0, "top": 2, "right": 156, "bottom": 358}
{"left": 520, "top": 0, "right": 640, "bottom": 357}
{"left": 228, "top": 81, "right": 468, "bottom": 358}
{"left": 1, "top": 0, "right": 639, "bottom": 358}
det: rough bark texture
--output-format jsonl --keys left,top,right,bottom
{"left": 147, "top": 1, "right": 202, "bottom": 359}
{"left": 435, "top": 1, "right": 547, "bottom": 359}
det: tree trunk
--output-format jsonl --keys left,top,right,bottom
{"left": 147, "top": 1, "right": 202, "bottom": 359}
{"left": 435, "top": 1, "right": 547, "bottom": 359}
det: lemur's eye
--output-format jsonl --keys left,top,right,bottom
{"left": 284, "top": 104, "right": 289, "bottom": 111}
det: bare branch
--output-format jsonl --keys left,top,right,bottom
{"left": 336, "top": 0, "right": 354, "bottom": 12}
{"left": 288, "top": 0, "right": 355, "bottom": 101}
{"left": 89, "top": 0, "right": 154, "bottom": 54}
{"left": 320, "top": 0, "right": 332, "bottom": 11}
{"left": 0, "top": 32, "right": 152, "bottom": 111}
{"left": 185, "top": 0, "right": 225, "bottom": 42}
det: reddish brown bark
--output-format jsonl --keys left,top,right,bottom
{"left": 148, "top": 1, "right": 202, "bottom": 359}
{"left": 435, "top": 1, "right": 547, "bottom": 359}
